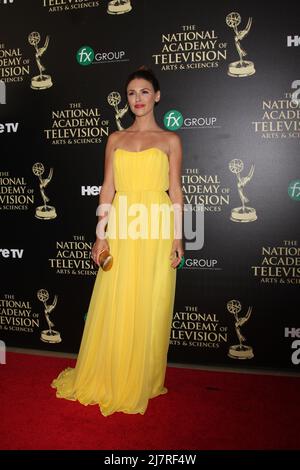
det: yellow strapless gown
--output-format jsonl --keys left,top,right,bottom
{"left": 51, "top": 148, "right": 177, "bottom": 416}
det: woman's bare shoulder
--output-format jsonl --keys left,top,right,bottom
{"left": 106, "top": 130, "right": 127, "bottom": 148}
{"left": 107, "top": 130, "right": 123, "bottom": 142}
{"left": 159, "top": 130, "right": 182, "bottom": 150}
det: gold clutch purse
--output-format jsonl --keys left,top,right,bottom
{"left": 98, "top": 249, "right": 113, "bottom": 271}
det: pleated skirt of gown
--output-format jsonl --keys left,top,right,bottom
{"left": 51, "top": 148, "right": 177, "bottom": 416}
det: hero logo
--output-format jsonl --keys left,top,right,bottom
{"left": 0, "top": 248, "right": 24, "bottom": 259}
{"left": 81, "top": 185, "right": 101, "bottom": 196}
{"left": 284, "top": 328, "right": 300, "bottom": 365}
{"left": 287, "top": 35, "right": 300, "bottom": 47}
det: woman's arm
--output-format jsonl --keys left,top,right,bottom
{"left": 168, "top": 133, "right": 184, "bottom": 268}
{"left": 95, "top": 133, "right": 117, "bottom": 239}
{"left": 92, "top": 133, "right": 117, "bottom": 264}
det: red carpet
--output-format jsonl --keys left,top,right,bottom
{"left": 0, "top": 352, "right": 300, "bottom": 450}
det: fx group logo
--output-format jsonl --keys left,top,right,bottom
{"left": 288, "top": 180, "right": 300, "bottom": 201}
{"left": 164, "top": 110, "right": 218, "bottom": 131}
{"left": 76, "top": 45, "right": 127, "bottom": 66}
{"left": 163, "top": 110, "right": 183, "bottom": 131}
{"left": 76, "top": 46, "right": 95, "bottom": 66}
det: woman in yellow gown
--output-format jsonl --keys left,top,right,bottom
{"left": 51, "top": 68, "right": 184, "bottom": 416}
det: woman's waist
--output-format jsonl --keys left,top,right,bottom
{"left": 116, "top": 188, "right": 168, "bottom": 193}
{"left": 113, "top": 189, "right": 172, "bottom": 205}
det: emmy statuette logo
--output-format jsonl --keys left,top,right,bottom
{"left": 28, "top": 32, "right": 53, "bottom": 90}
{"left": 107, "top": 0, "right": 132, "bottom": 15}
{"left": 226, "top": 12, "right": 255, "bottom": 77}
{"left": 107, "top": 91, "right": 128, "bottom": 130}
{"left": 229, "top": 159, "right": 257, "bottom": 222}
{"left": 32, "top": 162, "right": 57, "bottom": 220}
{"left": 227, "top": 299, "right": 254, "bottom": 360}
{"left": 37, "top": 289, "right": 61, "bottom": 344}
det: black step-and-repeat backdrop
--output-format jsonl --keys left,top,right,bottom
{"left": 1, "top": 0, "right": 299, "bottom": 373}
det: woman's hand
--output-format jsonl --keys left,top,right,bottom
{"left": 170, "top": 239, "right": 184, "bottom": 269}
{"left": 91, "top": 238, "right": 110, "bottom": 266}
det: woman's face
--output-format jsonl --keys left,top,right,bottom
{"left": 126, "top": 78, "right": 160, "bottom": 116}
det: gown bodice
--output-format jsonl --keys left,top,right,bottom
{"left": 113, "top": 147, "right": 170, "bottom": 192}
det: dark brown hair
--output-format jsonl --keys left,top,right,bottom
{"left": 125, "top": 66, "right": 160, "bottom": 94}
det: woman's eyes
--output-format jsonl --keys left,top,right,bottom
{"left": 128, "top": 90, "right": 150, "bottom": 96}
